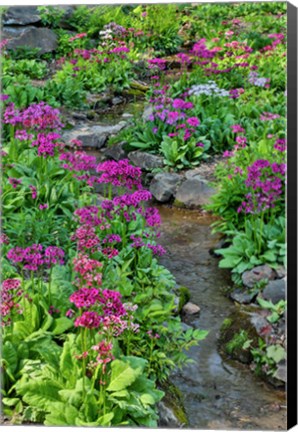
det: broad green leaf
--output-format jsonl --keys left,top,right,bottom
{"left": 266, "top": 345, "right": 286, "bottom": 363}
{"left": 2, "top": 341, "right": 18, "bottom": 375}
{"left": 19, "top": 379, "right": 63, "bottom": 411}
{"left": 52, "top": 317, "right": 73, "bottom": 335}
{"left": 107, "top": 360, "right": 142, "bottom": 392}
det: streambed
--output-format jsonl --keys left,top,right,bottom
{"left": 157, "top": 206, "right": 286, "bottom": 430}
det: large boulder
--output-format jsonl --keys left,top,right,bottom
{"left": 174, "top": 178, "right": 215, "bottom": 209}
{"left": 128, "top": 151, "right": 163, "bottom": 170}
{"left": 242, "top": 265, "right": 276, "bottom": 288}
{"left": 3, "top": 7, "right": 41, "bottom": 25}
{"left": 62, "top": 122, "right": 127, "bottom": 149}
{"left": 3, "top": 26, "right": 58, "bottom": 54}
{"left": 262, "top": 279, "right": 286, "bottom": 304}
{"left": 149, "top": 172, "right": 181, "bottom": 202}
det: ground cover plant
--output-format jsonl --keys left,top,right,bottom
{"left": 1, "top": 1, "right": 286, "bottom": 426}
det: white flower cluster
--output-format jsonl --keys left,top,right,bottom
{"left": 188, "top": 81, "right": 230, "bottom": 97}
{"left": 99, "top": 22, "right": 126, "bottom": 40}
{"left": 99, "top": 28, "right": 113, "bottom": 40}
{"left": 248, "top": 71, "right": 269, "bottom": 87}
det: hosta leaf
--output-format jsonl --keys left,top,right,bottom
{"left": 75, "top": 412, "right": 114, "bottom": 427}
{"left": 59, "top": 335, "right": 77, "bottom": 383}
{"left": 19, "top": 379, "right": 63, "bottom": 411}
{"left": 107, "top": 360, "right": 142, "bottom": 392}
{"left": 44, "top": 402, "right": 78, "bottom": 425}
{"left": 52, "top": 317, "right": 73, "bottom": 335}
{"left": 2, "top": 341, "right": 18, "bottom": 375}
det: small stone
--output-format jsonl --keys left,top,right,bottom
{"left": 181, "top": 322, "right": 193, "bottom": 332}
{"left": 230, "top": 289, "right": 257, "bottom": 305}
{"left": 128, "top": 151, "right": 163, "bottom": 170}
{"left": 72, "top": 112, "right": 88, "bottom": 121}
{"left": 103, "top": 142, "right": 127, "bottom": 161}
{"left": 262, "top": 278, "right": 286, "bottom": 304}
{"left": 182, "top": 302, "right": 201, "bottom": 315}
{"left": 175, "top": 178, "right": 215, "bottom": 209}
{"left": 275, "top": 265, "right": 286, "bottom": 279}
{"left": 242, "top": 265, "right": 276, "bottom": 288}
{"left": 273, "top": 362, "right": 287, "bottom": 383}
{"left": 122, "top": 113, "right": 133, "bottom": 119}
{"left": 142, "top": 104, "right": 154, "bottom": 121}
{"left": 150, "top": 173, "right": 181, "bottom": 202}
{"left": 249, "top": 313, "right": 270, "bottom": 335}
{"left": 112, "top": 96, "right": 124, "bottom": 105}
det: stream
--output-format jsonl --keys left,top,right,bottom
{"left": 156, "top": 206, "right": 286, "bottom": 430}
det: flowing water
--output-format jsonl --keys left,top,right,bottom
{"left": 156, "top": 206, "right": 286, "bottom": 430}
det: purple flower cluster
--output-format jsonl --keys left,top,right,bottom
{"left": 260, "top": 112, "right": 281, "bottom": 121}
{"left": 8, "top": 177, "right": 22, "bottom": 188}
{"left": 237, "top": 159, "right": 286, "bottom": 214}
{"left": 148, "top": 58, "right": 167, "bottom": 70}
{"left": 4, "top": 102, "right": 63, "bottom": 131}
{"left": 1, "top": 279, "right": 23, "bottom": 322}
{"left": 96, "top": 159, "right": 142, "bottom": 190}
{"left": 274, "top": 138, "right": 286, "bottom": 152}
{"left": 229, "top": 88, "right": 244, "bottom": 99}
{"left": 15, "top": 129, "right": 34, "bottom": 141}
{"left": 32, "top": 132, "right": 62, "bottom": 157}
{"left": 191, "top": 39, "right": 216, "bottom": 59}
{"left": 7, "top": 244, "right": 64, "bottom": 271}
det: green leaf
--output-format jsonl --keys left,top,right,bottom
{"left": 44, "top": 402, "right": 77, "bottom": 425}
{"left": 2, "top": 397, "right": 20, "bottom": 407}
{"left": 140, "top": 393, "right": 156, "bottom": 406}
{"left": 192, "top": 329, "right": 209, "bottom": 341}
{"left": 59, "top": 335, "right": 77, "bottom": 383}
{"left": 18, "top": 379, "right": 63, "bottom": 411}
{"left": 52, "top": 317, "right": 73, "bottom": 335}
{"left": 266, "top": 345, "right": 286, "bottom": 363}
{"left": 107, "top": 359, "right": 142, "bottom": 392}
{"left": 2, "top": 341, "right": 18, "bottom": 375}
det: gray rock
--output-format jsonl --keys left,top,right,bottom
{"left": 112, "top": 96, "right": 124, "bottom": 105}
{"left": 230, "top": 289, "right": 257, "bottom": 305}
{"left": 184, "top": 170, "right": 205, "bottom": 181}
{"left": 273, "top": 362, "right": 286, "bottom": 383}
{"left": 181, "top": 322, "right": 193, "bottom": 332}
{"left": 242, "top": 265, "right": 276, "bottom": 288}
{"left": 62, "top": 122, "right": 127, "bottom": 149}
{"left": 174, "top": 178, "right": 215, "bottom": 208}
{"left": 182, "top": 302, "right": 200, "bottom": 315}
{"left": 142, "top": 104, "right": 154, "bottom": 121}
{"left": 3, "top": 26, "right": 58, "bottom": 54}
{"left": 72, "top": 112, "right": 88, "bottom": 121}
{"left": 263, "top": 279, "right": 286, "bottom": 304}
{"left": 103, "top": 142, "right": 127, "bottom": 161}
{"left": 149, "top": 172, "right": 181, "bottom": 202}
{"left": 249, "top": 313, "right": 270, "bottom": 335}
{"left": 158, "top": 401, "right": 185, "bottom": 428}
{"left": 3, "top": 7, "right": 41, "bottom": 25}
{"left": 275, "top": 265, "right": 286, "bottom": 279}
{"left": 128, "top": 151, "right": 163, "bottom": 170}
{"left": 122, "top": 113, "right": 134, "bottom": 119}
